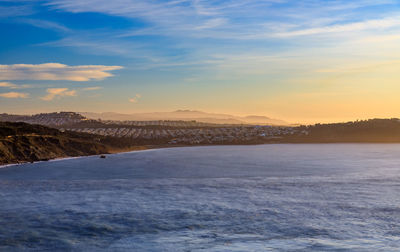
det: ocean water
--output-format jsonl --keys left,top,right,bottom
{"left": 1, "top": 144, "right": 400, "bottom": 251}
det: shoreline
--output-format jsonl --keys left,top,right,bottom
{"left": 2, "top": 142, "right": 400, "bottom": 168}
{"left": 0, "top": 144, "right": 172, "bottom": 168}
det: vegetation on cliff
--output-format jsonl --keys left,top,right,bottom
{"left": 0, "top": 122, "right": 135, "bottom": 165}
{"left": 285, "top": 119, "right": 400, "bottom": 143}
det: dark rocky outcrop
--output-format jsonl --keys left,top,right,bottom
{"left": 0, "top": 122, "right": 115, "bottom": 165}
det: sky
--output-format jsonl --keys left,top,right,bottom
{"left": 0, "top": 0, "right": 400, "bottom": 124}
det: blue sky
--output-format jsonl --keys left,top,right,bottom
{"left": 1, "top": 0, "right": 400, "bottom": 123}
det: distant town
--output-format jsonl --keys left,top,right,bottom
{"left": 0, "top": 112, "right": 302, "bottom": 145}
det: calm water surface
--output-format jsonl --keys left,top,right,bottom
{"left": 1, "top": 144, "right": 400, "bottom": 251}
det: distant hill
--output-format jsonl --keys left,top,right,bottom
{"left": 0, "top": 112, "right": 89, "bottom": 126}
{"left": 82, "top": 110, "right": 288, "bottom": 125}
{"left": 283, "top": 118, "right": 400, "bottom": 143}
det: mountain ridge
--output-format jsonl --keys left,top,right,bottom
{"left": 81, "top": 110, "right": 288, "bottom": 125}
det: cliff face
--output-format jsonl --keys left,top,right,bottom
{"left": 0, "top": 122, "right": 109, "bottom": 165}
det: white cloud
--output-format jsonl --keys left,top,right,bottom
{"left": 0, "top": 81, "right": 31, "bottom": 89}
{"left": 0, "top": 92, "right": 29, "bottom": 98}
{"left": 41, "top": 88, "right": 77, "bottom": 101}
{"left": 0, "top": 63, "right": 123, "bottom": 81}
{"left": 129, "top": 94, "right": 142, "bottom": 103}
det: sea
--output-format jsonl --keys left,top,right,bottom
{"left": 1, "top": 144, "right": 400, "bottom": 251}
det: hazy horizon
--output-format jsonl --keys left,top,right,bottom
{"left": 1, "top": 1, "right": 400, "bottom": 124}
{"left": 3, "top": 109, "right": 399, "bottom": 125}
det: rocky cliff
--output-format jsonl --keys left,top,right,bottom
{"left": 0, "top": 122, "right": 111, "bottom": 165}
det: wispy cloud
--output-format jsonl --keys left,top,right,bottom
{"left": 43, "top": 35, "right": 160, "bottom": 61}
{"left": 0, "top": 4, "right": 34, "bottom": 18}
{"left": 44, "top": 0, "right": 399, "bottom": 39}
{"left": 274, "top": 17, "right": 400, "bottom": 37}
{"left": 0, "top": 63, "right": 123, "bottom": 81}
{"left": 0, "top": 81, "right": 31, "bottom": 89}
{"left": 38, "top": 0, "right": 400, "bottom": 76}
{"left": 194, "top": 18, "right": 227, "bottom": 30}
{"left": 6, "top": 1, "right": 400, "bottom": 81}
{"left": 17, "top": 18, "right": 70, "bottom": 32}
{"left": 129, "top": 93, "right": 141, "bottom": 103}
{"left": 315, "top": 60, "right": 400, "bottom": 75}
{"left": 0, "top": 92, "right": 29, "bottom": 98}
{"left": 41, "top": 88, "right": 76, "bottom": 101}
{"left": 82, "top": 86, "right": 103, "bottom": 91}
{"left": 45, "top": 0, "right": 282, "bottom": 40}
